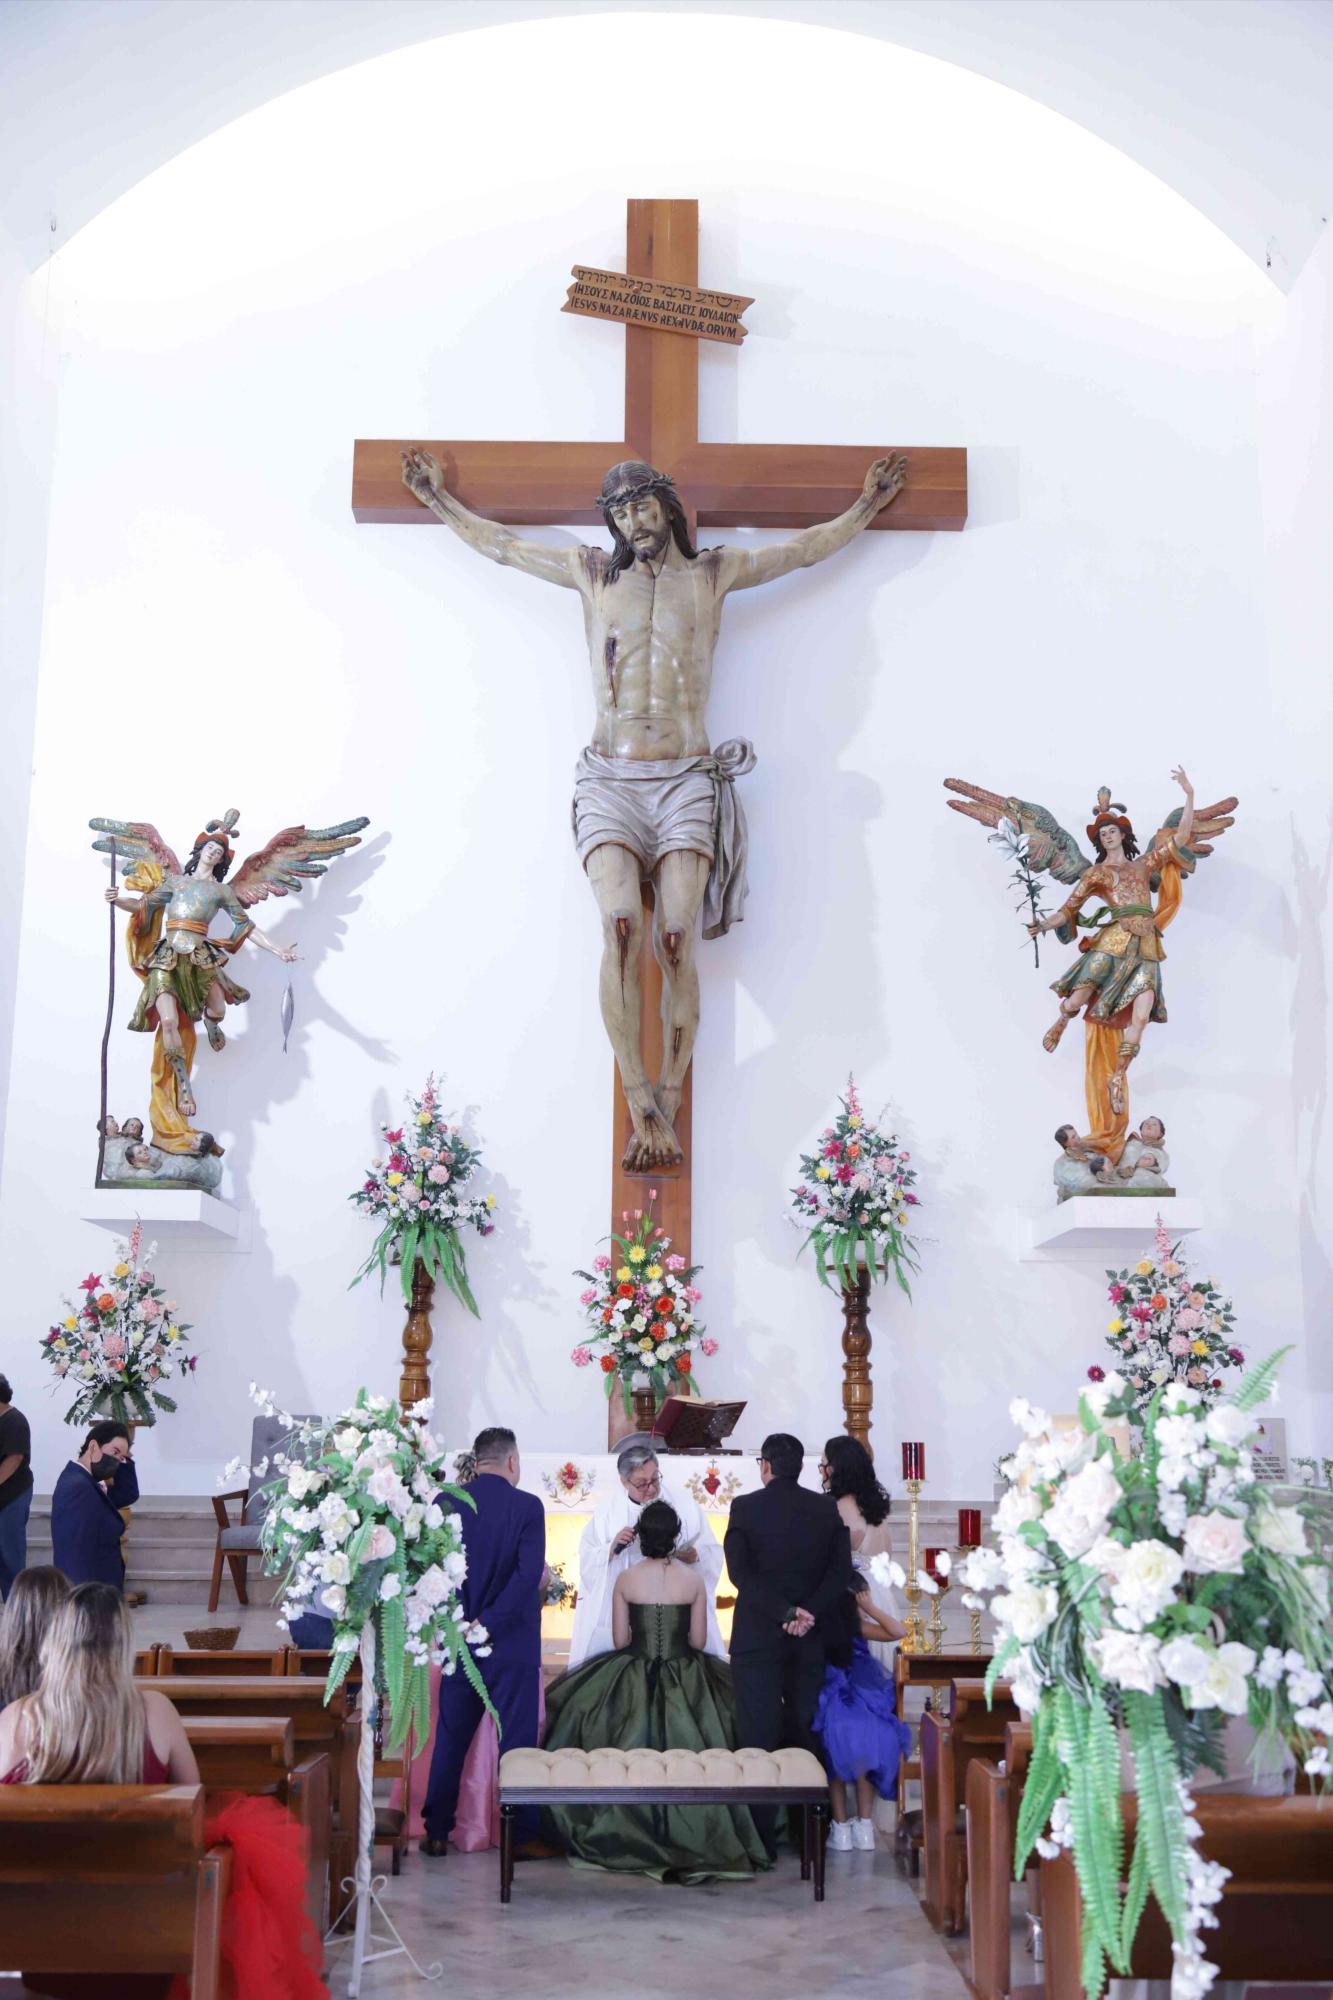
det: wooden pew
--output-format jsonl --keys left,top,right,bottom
{"left": 967, "top": 1723, "right": 1042, "bottom": 2000}
{"left": 894, "top": 1647, "right": 993, "bottom": 1869}
{"left": 134, "top": 1645, "right": 161, "bottom": 1674}
{"left": 158, "top": 1644, "right": 290, "bottom": 1677}
{"left": 183, "top": 1714, "right": 331, "bottom": 1936}
{"left": 920, "top": 1678, "right": 1018, "bottom": 1932}
{"left": 139, "top": 1673, "right": 360, "bottom": 1921}
{"left": 1041, "top": 1795, "right": 1333, "bottom": 2000}
{"left": 0, "top": 1783, "right": 229, "bottom": 1995}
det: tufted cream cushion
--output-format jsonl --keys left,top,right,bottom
{"left": 499, "top": 1746, "right": 826, "bottom": 1790}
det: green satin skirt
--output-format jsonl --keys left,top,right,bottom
{"left": 541, "top": 1648, "right": 772, "bottom": 1883}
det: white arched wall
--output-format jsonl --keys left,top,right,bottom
{"left": 1, "top": 12, "right": 1324, "bottom": 1498}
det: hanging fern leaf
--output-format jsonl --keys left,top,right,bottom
{"left": 1230, "top": 1346, "right": 1290, "bottom": 1414}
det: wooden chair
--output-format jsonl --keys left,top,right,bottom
{"left": 183, "top": 1713, "right": 332, "bottom": 1935}
{"left": 139, "top": 1672, "right": 360, "bottom": 1921}
{"left": 966, "top": 1722, "right": 1041, "bottom": 2000}
{"left": 1041, "top": 1794, "right": 1333, "bottom": 2000}
{"left": 919, "top": 1678, "right": 1018, "bottom": 1932}
{"left": 0, "top": 1784, "right": 229, "bottom": 1995}
{"left": 208, "top": 1412, "right": 316, "bottom": 1610}
{"left": 286, "top": 1646, "right": 412, "bottom": 1873}
{"left": 158, "top": 1644, "right": 290, "bottom": 1676}
{"left": 894, "top": 1647, "right": 993, "bottom": 1870}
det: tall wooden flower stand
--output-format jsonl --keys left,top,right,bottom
{"left": 399, "top": 1266, "right": 434, "bottom": 1412}
{"left": 840, "top": 1267, "right": 874, "bottom": 1457}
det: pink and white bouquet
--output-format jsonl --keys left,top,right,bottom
{"left": 790, "top": 1076, "right": 921, "bottom": 1292}
{"left": 960, "top": 1353, "right": 1330, "bottom": 2000}
{"left": 572, "top": 1199, "right": 715, "bottom": 1413}
{"left": 1097, "top": 1219, "right": 1240, "bottom": 1419}
{"left": 249, "top": 1385, "right": 492, "bottom": 1749}
{"left": 41, "top": 1223, "right": 197, "bottom": 1427}
{"left": 351, "top": 1074, "right": 496, "bottom": 1313}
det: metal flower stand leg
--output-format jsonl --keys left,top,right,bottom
{"left": 325, "top": 1623, "right": 442, "bottom": 1997}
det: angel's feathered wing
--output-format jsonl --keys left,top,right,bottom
{"left": 89, "top": 818, "right": 182, "bottom": 877}
{"left": 944, "top": 777, "right": 1094, "bottom": 943}
{"left": 231, "top": 818, "right": 371, "bottom": 909}
{"left": 1150, "top": 795, "right": 1238, "bottom": 889}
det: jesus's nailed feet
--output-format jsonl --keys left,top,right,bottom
{"left": 419, "top": 1838, "right": 448, "bottom": 1859}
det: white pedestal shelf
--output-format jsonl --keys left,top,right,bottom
{"left": 1020, "top": 1196, "right": 1203, "bottom": 1262}
{"left": 80, "top": 1189, "right": 251, "bottom": 1252}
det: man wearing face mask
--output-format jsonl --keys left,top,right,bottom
{"left": 50, "top": 1422, "right": 141, "bottom": 1590}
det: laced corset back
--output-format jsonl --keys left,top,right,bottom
{"left": 626, "top": 1600, "right": 693, "bottom": 1661}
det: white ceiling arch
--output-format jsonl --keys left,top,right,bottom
{"left": 0, "top": 0, "right": 1329, "bottom": 288}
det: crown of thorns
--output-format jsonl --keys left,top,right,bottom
{"left": 596, "top": 466, "right": 679, "bottom": 512}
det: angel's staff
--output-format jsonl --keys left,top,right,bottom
{"left": 96, "top": 837, "right": 117, "bottom": 1186}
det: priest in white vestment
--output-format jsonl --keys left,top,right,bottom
{"left": 568, "top": 1442, "right": 725, "bottom": 1664}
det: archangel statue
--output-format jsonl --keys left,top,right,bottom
{"left": 400, "top": 447, "right": 907, "bottom": 1169}
{"left": 945, "top": 771, "right": 1237, "bottom": 1173}
{"left": 90, "top": 809, "right": 369, "bottom": 1185}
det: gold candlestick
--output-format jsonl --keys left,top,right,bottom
{"left": 957, "top": 1537, "right": 983, "bottom": 1655}
{"left": 901, "top": 1477, "right": 926, "bottom": 1653}
{"left": 927, "top": 1574, "right": 950, "bottom": 1654}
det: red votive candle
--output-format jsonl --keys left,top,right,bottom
{"left": 923, "top": 1546, "right": 946, "bottom": 1582}
{"left": 902, "top": 1441, "right": 925, "bottom": 1481}
{"left": 958, "top": 1508, "right": 982, "bottom": 1549}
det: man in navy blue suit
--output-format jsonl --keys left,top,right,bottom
{"left": 50, "top": 1421, "right": 141, "bottom": 1589}
{"left": 422, "top": 1425, "right": 545, "bottom": 1856}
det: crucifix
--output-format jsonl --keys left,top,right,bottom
{"left": 353, "top": 198, "right": 967, "bottom": 1284}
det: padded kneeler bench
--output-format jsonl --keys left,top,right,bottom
{"left": 497, "top": 1745, "right": 831, "bottom": 1902}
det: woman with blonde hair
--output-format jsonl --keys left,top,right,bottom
{"left": 0, "top": 1566, "right": 70, "bottom": 1711}
{"left": 0, "top": 1580, "right": 197, "bottom": 1785}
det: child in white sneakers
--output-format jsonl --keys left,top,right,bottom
{"left": 816, "top": 1578, "right": 910, "bottom": 1851}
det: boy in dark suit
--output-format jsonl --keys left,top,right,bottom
{"left": 724, "top": 1432, "right": 852, "bottom": 1785}
{"left": 422, "top": 1426, "right": 546, "bottom": 1855}
{"left": 50, "top": 1421, "right": 140, "bottom": 1589}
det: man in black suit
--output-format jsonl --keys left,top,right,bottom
{"left": 724, "top": 1432, "right": 853, "bottom": 1789}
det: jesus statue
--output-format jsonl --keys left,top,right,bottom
{"left": 401, "top": 447, "right": 907, "bottom": 1168}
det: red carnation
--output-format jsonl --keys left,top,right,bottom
{"left": 655, "top": 1296, "right": 673, "bottom": 1316}
{"left": 600, "top": 1356, "right": 616, "bottom": 1374}
{"left": 675, "top": 1354, "right": 691, "bottom": 1374}
{"left": 1087, "top": 1365, "right": 1105, "bottom": 1382}
{"left": 617, "top": 1283, "right": 635, "bottom": 1300}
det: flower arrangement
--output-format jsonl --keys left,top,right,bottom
{"left": 572, "top": 1198, "right": 715, "bottom": 1412}
{"left": 541, "top": 1561, "right": 574, "bottom": 1608}
{"left": 243, "top": 1384, "right": 493, "bottom": 1749}
{"left": 790, "top": 1076, "right": 921, "bottom": 1292}
{"left": 959, "top": 1352, "right": 1331, "bottom": 2000}
{"left": 1097, "top": 1220, "right": 1240, "bottom": 1418}
{"left": 40, "top": 1224, "right": 196, "bottom": 1426}
{"left": 351, "top": 1075, "right": 496, "bottom": 1312}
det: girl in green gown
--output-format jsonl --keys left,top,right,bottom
{"left": 542, "top": 1501, "right": 771, "bottom": 1882}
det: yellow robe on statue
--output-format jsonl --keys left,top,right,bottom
{"left": 123, "top": 862, "right": 201, "bottom": 1156}
{"left": 1082, "top": 861, "right": 1182, "bottom": 1163}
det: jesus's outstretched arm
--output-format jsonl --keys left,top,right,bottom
{"left": 720, "top": 453, "right": 907, "bottom": 593}
{"left": 401, "top": 447, "right": 584, "bottom": 590}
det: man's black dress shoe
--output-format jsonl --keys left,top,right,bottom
{"left": 419, "top": 1837, "right": 448, "bottom": 1858}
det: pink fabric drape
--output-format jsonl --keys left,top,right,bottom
{"left": 390, "top": 1665, "right": 546, "bottom": 1849}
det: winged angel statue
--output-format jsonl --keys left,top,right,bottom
{"left": 945, "top": 770, "right": 1237, "bottom": 1166}
{"left": 91, "top": 808, "right": 369, "bottom": 1175}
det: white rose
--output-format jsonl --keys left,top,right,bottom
{"left": 959, "top": 1546, "right": 1003, "bottom": 1592}
{"left": 379, "top": 1572, "right": 402, "bottom": 1601}
{"left": 1085, "top": 1535, "right": 1126, "bottom": 1578}
{"left": 402, "top": 1503, "right": 426, "bottom": 1541}
{"left": 365, "top": 1524, "right": 396, "bottom": 1561}
{"left": 1110, "top": 1539, "right": 1185, "bottom": 1629}
{"left": 1156, "top": 1413, "right": 1206, "bottom": 1462}
{"left": 1202, "top": 1405, "right": 1253, "bottom": 1449}
{"left": 1182, "top": 1511, "right": 1248, "bottom": 1575}
{"left": 443, "top": 1549, "right": 468, "bottom": 1587}
{"left": 1253, "top": 1503, "right": 1309, "bottom": 1559}
{"left": 1190, "top": 1640, "right": 1256, "bottom": 1716}
{"left": 993, "top": 1580, "right": 1058, "bottom": 1644}
{"left": 994, "top": 1486, "right": 1043, "bottom": 1536}
{"left": 287, "top": 1466, "right": 317, "bottom": 1499}
{"left": 423, "top": 1502, "right": 444, "bottom": 1530}
{"left": 1044, "top": 1457, "right": 1121, "bottom": 1559}
{"left": 1008, "top": 1398, "right": 1052, "bottom": 1438}
{"left": 333, "top": 1427, "right": 362, "bottom": 1456}
{"left": 414, "top": 1563, "right": 452, "bottom": 1607}
{"left": 1159, "top": 1635, "right": 1212, "bottom": 1688}
{"left": 1092, "top": 1629, "right": 1165, "bottom": 1694}
{"left": 319, "top": 1550, "right": 351, "bottom": 1585}
{"left": 1287, "top": 1663, "right": 1325, "bottom": 1707}
{"left": 320, "top": 1584, "right": 347, "bottom": 1616}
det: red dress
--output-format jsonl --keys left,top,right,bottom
{"left": 4, "top": 1743, "right": 327, "bottom": 1999}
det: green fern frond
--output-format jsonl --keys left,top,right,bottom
{"left": 1124, "top": 1690, "right": 1188, "bottom": 1941}
{"left": 1230, "top": 1346, "right": 1290, "bottom": 1413}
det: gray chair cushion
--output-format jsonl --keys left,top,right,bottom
{"left": 218, "top": 1525, "right": 262, "bottom": 1553}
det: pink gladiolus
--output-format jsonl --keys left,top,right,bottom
{"left": 570, "top": 1346, "right": 592, "bottom": 1368}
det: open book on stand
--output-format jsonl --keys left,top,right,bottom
{"left": 652, "top": 1397, "right": 746, "bottom": 1453}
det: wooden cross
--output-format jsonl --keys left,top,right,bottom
{"left": 353, "top": 198, "right": 967, "bottom": 1266}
